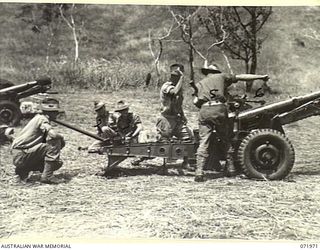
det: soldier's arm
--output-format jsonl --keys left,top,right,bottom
{"left": 39, "top": 115, "right": 64, "bottom": 140}
{"left": 168, "top": 70, "right": 184, "bottom": 96}
{"left": 47, "top": 129, "right": 64, "bottom": 140}
{"left": 108, "top": 113, "right": 117, "bottom": 130}
{"left": 192, "top": 82, "right": 204, "bottom": 109}
{"left": 193, "top": 97, "right": 203, "bottom": 109}
{"left": 235, "top": 74, "right": 269, "bottom": 82}
{"left": 130, "top": 123, "right": 142, "bottom": 138}
{"left": 130, "top": 115, "right": 142, "bottom": 138}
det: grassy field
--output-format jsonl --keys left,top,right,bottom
{"left": 1, "top": 89, "right": 320, "bottom": 241}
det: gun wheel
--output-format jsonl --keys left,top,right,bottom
{"left": 237, "top": 129, "right": 295, "bottom": 180}
{"left": 0, "top": 100, "right": 22, "bottom": 126}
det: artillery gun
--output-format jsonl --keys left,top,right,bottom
{"left": 46, "top": 89, "right": 320, "bottom": 181}
{"left": 228, "top": 90, "right": 320, "bottom": 180}
{"left": 0, "top": 78, "right": 52, "bottom": 125}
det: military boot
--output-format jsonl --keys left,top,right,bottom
{"left": 194, "top": 156, "right": 207, "bottom": 182}
{"left": 182, "top": 157, "right": 195, "bottom": 171}
{"left": 131, "top": 157, "right": 148, "bottom": 166}
{"left": 12, "top": 174, "right": 28, "bottom": 185}
{"left": 224, "top": 155, "right": 237, "bottom": 177}
{"left": 15, "top": 169, "right": 29, "bottom": 182}
{"left": 40, "top": 161, "right": 64, "bottom": 184}
{"left": 194, "top": 174, "right": 207, "bottom": 182}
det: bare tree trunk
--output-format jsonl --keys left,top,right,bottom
{"left": 189, "top": 44, "right": 195, "bottom": 83}
{"left": 155, "top": 40, "right": 162, "bottom": 87}
{"left": 188, "top": 19, "right": 195, "bottom": 83}
{"left": 148, "top": 29, "right": 167, "bottom": 88}
{"left": 250, "top": 8, "right": 258, "bottom": 75}
{"left": 245, "top": 60, "right": 249, "bottom": 74}
{"left": 246, "top": 8, "right": 258, "bottom": 92}
{"left": 60, "top": 4, "right": 79, "bottom": 63}
{"left": 46, "top": 30, "right": 54, "bottom": 66}
{"left": 72, "top": 25, "right": 79, "bottom": 63}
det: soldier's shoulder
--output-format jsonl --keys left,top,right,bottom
{"left": 161, "top": 81, "right": 174, "bottom": 93}
{"left": 131, "top": 113, "right": 141, "bottom": 123}
{"left": 129, "top": 111, "right": 139, "bottom": 117}
{"left": 34, "top": 113, "right": 49, "bottom": 122}
{"left": 161, "top": 81, "right": 172, "bottom": 87}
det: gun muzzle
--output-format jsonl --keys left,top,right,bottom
{"left": 36, "top": 77, "right": 52, "bottom": 86}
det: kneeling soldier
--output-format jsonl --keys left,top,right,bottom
{"left": 156, "top": 64, "right": 194, "bottom": 169}
{"left": 11, "top": 107, "right": 65, "bottom": 184}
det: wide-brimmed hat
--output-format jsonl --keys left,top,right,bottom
{"left": 170, "top": 63, "right": 184, "bottom": 77}
{"left": 114, "top": 100, "right": 129, "bottom": 112}
{"left": 170, "top": 63, "right": 184, "bottom": 73}
{"left": 94, "top": 101, "right": 105, "bottom": 111}
{"left": 201, "top": 64, "right": 221, "bottom": 74}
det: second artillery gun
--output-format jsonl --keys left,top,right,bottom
{"left": 45, "top": 87, "right": 320, "bottom": 181}
{"left": 0, "top": 78, "right": 52, "bottom": 125}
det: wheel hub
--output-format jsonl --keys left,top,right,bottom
{"left": 0, "top": 108, "right": 14, "bottom": 123}
{"left": 254, "top": 141, "right": 279, "bottom": 168}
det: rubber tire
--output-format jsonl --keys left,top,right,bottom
{"left": 237, "top": 129, "right": 295, "bottom": 180}
{"left": 0, "top": 100, "right": 22, "bottom": 126}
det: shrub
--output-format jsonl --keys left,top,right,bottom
{"left": 44, "top": 58, "right": 161, "bottom": 90}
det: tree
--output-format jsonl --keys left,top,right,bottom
{"left": 39, "top": 4, "right": 62, "bottom": 65}
{"left": 59, "top": 4, "right": 80, "bottom": 63}
{"left": 15, "top": 3, "right": 87, "bottom": 65}
{"left": 200, "top": 6, "right": 272, "bottom": 92}
{"left": 169, "top": 6, "right": 203, "bottom": 84}
{"left": 15, "top": 3, "right": 62, "bottom": 65}
{"left": 148, "top": 20, "right": 178, "bottom": 87}
{"left": 191, "top": 7, "right": 231, "bottom": 73}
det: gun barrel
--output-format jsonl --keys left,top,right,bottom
{"left": 52, "top": 119, "right": 106, "bottom": 142}
{"left": 237, "top": 90, "right": 320, "bottom": 120}
{"left": 0, "top": 81, "right": 37, "bottom": 94}
{"left": 17, "top": 86, "right": 51, "bottom": 99}
{"left": 0, "top": 78, "right": 51, "bottom": 95}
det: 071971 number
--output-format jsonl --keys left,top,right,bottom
{"left": 300, "top": 244, "right": 318, "bottom": 248}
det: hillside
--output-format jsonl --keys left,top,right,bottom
{"left": 261, "top": 6, "right": 320, "bottom": 94}
{"left": 0, "top": 4, "right": 319, "bottom": 94}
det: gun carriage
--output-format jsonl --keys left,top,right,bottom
{"left": 48, "top": 89, "right": 320, "bottom": 181}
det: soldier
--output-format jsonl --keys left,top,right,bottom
{"left": 155, "top": 64, "right": 194, "bottom": 169}
{"left": 111, "top": 100, "right": 142, "bottom": 142}
{"left": 193, "top": 63, "right": 269, "bottom": 182}
{"left": 88, "top": 100, "right": 143, "bottom": 153}
{"left": 93, "top": 101, "right": 109, "bottom": 138}
{"left": 11, "top": 107, "right": 65, "bottom": 184}
{"left": 87, "top": 101, "right": 110, "bottom": 152}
